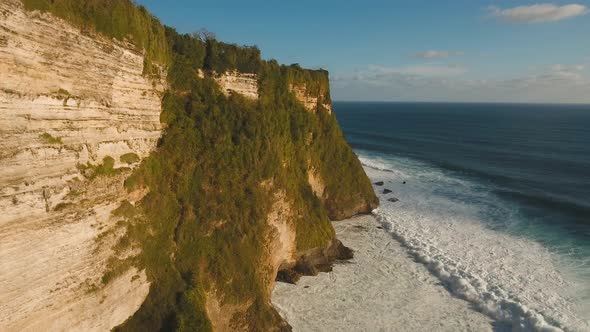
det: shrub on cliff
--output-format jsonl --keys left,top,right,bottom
{"left": 204, "top": 39, "right": 262, "bottom": 74}
{"left": 39, "top": 132, "right": 62, "bottom": 145}
{"left": 120, "top": 153, "right": 140, "bottom": 164}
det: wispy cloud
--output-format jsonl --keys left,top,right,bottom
{"left": 332, "top": 63, "right": 590, "bottom": 103}
{"left": 367, "top": 64, "right": 467, "bottom": 78}
{"left": 550, "top": 64, "right": 585, "bottom": 72}
{"left": 489, "top": 3, "right": 587, "bottom": 23}
{"left": 331, "top": 64, "right": 468, "bottom": 94}
{"left": 520, "top": 63, "right": 586, "bottom": 85}
{"left": 412, "top": 50, "right": 464, "bottom": 59}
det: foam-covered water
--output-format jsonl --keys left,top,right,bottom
{"left": 361, "top": 153, "right": 590, "bottom": 331}
{"left": 333, "top": 102, "right": 590, "bottom": 331}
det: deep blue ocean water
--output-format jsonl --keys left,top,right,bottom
{"left": 334, "top": 101, "right": 590, "bottom": 329}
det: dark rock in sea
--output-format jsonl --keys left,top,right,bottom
{"left": 388, "top": 198, "right": 399, "bottom": 203}
{"left": 276, "top": 269, "right": 301, "bottom": 284}
{"left": 383, "top": 189, "right": 392, "bottom": 194}
{"left": 403, "top": 181, "right": 407, "bottom": 184}
{"left": 374, "top": 181, "right": 384, "bottom": 186}
{"left": 276, "top": 239, "right": 353, "bottom": 285}
{"left": 328, "top": 199, "right": 379, "bottom": 221}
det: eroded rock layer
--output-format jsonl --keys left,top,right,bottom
{"left": 289, "top": 84, "right": 332, "bottom": 114}
{"left": 0, "top": 1, "right": 164, "bottom": 330}
{"left": 215, "top": 71, "right": 259, "bottom": 99}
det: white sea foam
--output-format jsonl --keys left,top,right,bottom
{"left": 360, "top": 153, "right": 590, "bottom": 332}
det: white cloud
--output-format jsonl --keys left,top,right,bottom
{"left": 518, "top": 63, "right": 586, "bottom": 85}
{"left": 550, "top": 64, "right": 584, "bottom": 72}
{"left": 360, "top": 64, "right": 467, "bottom": 80}
{"left": 401, "top": 64, "right": 467, "bottom": 76}
{"left": 489, "top": 3, "right": 587, "bottom": 23}
{"left": 331, "top": 63, "right": 590, "bottom": 103}
{"left": 413, "top": 50, "right": 464, "bottom": 59}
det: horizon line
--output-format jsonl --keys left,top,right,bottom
{"left": 332, "top": 100, "right": 590, "bottom": 106}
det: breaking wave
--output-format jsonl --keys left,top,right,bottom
{"left": 360, "top": 153, "right": 590, "bottom": 332}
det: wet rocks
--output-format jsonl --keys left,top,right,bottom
{"left": 276, "top": 239, "right": 353, "bottom": 284}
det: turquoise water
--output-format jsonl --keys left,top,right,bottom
{"left": 335, "top": 102, "right": 590, "bottom": 330}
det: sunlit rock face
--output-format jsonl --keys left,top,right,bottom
{"left": 214, "top": 70, "right": 259, "bottom": 100}
{"left": 289, "top": 84, "right": 332, "bottom": 114}
{"left": 0, "top": 1, "right": 165, "bottom": 330}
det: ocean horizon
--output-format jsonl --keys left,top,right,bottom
{"left": 335, "top": 101, "right": 590, "bottom": 331}
{"left": 334, "top": 101, "right": 590, "bottom": 106}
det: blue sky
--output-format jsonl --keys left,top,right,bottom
{"left": 136, "top": 1, "right": 590, "bottom": 103}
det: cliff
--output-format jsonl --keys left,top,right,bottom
{"left": 0, "top": 1, "right": 378, "bottom": 331}
{"left": 0, "top": 1, "right": 164, "bottom": 330}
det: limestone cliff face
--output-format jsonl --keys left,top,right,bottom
{"left": 289, "top": 84, "right": 332, "bottom": 114}
{"left": 215, "top": 71, "right": 259, "bottom": 99}
{"left": 213, "top": 72, "right": 332, "bottom": 114}
{"left": 0, "top": 1, "right": 164, "bottom": 330}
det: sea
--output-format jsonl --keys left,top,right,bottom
{"left": 334, "top": 102, "right": 590, "bottom": 331}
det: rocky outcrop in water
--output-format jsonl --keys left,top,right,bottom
{"left": 276, "top": 238, "right": 353, "bottom": 284}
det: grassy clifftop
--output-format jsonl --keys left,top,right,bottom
{"left": 21, "top": 1, "right": 378, "bottom": 330}
{"left": 22, "top": 0, "right": 170, "bottom": 64}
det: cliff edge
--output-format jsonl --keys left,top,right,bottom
{"left": 0, "top": 1, "right": 378, "bottom": 331}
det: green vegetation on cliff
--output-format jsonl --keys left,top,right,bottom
{"left": 23, "top": 0, "right": 262, "bottom": 74}
{"left": 22, "top": 0, "right": 170, "bottom": 65}
{"left": 22, "top": 1, "right": 377, "bottom": 330}
{"left": 39, "top": 132, "right": 62, "bottom": 144}
{"left": 120, "top": 153, "right": 140, "bottom": 164}
{"left": 118, "top": 29, "right": 340, "bottom": 331}
{"left": 285, "top": 64, "right": 331, "bottom": 103}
